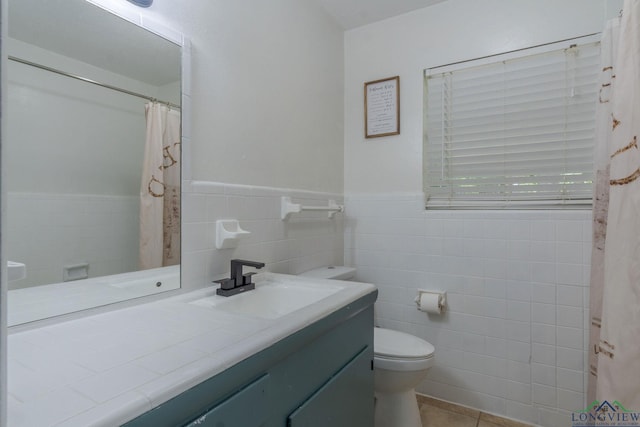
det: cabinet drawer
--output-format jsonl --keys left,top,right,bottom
{"left": 287, "top": 347, "right": 373, "bottom": 427}
{"left": 184, "top": 374, "right": 270, "bottom": 427}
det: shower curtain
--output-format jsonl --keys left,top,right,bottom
{"left": 589, "top": 0, "right": 640, "bottom": 409}
{"left": 139, "top": 102, "right": 181, "bottom": 270}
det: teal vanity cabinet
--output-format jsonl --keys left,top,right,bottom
{"left": 123, "top": 291, "right": 376, "bottom": 427}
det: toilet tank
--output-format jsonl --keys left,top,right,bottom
{"left": 299, "top": 266, "right": 356, "bottom": 281}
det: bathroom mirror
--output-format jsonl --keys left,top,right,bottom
{"left": 5, "top": 0, "right": 182, "bottom": 325}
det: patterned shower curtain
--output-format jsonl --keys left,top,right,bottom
{"left": 139, "top": 102, "right": 181, "bottom": 270}
{"left": 589, "top": 0, "right": 640, "bottom": 409}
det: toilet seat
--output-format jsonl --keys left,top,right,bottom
{"left": 374, "top": 328, "right": 434, "bottom": 371}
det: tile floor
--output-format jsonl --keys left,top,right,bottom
{"left": 418, "top": 395, "right": 534, "bottom": 427}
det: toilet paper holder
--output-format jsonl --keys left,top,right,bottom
{"left": 414, "top": 290, "right": 447, "bottom": 313}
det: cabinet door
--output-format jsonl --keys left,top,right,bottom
{"left": 184, "top": 374, "right": 269, "bottom": 427}
{"left": 287, "top": 347, "right": 373, "bottom": 427}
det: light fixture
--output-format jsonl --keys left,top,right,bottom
{"left": 127, "top": 0, "right": 152, "bottom": 7}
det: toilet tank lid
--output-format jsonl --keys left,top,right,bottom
{"left": 374, "top": 327, "right": 435, "bottom": 359}
{"left": 299, "top": 266, "right": 356, "bottom": 280}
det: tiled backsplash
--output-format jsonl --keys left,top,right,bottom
{"left": 181, "top": 181, "right": 345, "bottom": 290}
{"left": 6, "top": 193, "right": 139, "bottom": 289}
{"left": 345, "top": 193, "right": 591, "bottom": 427}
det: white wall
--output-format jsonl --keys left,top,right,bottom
{"left": 346, "top": 197, "right": 592, "bottom": 425}
{"left": 106, "top": 0, "right": 348, "bottom": 289}
{"left": 343, "top": 0, "right": 621, "bottom": 425}
{"left": 144, "top": 0, "right": 345, "bottom": 194}
{"left": 182, "top": 182, "right": 344, "bottom": 290}
{"left": 344, "top": 0, "right": 618, "bottom": 193}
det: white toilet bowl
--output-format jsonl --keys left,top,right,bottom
{"left": 299, "top": 267, "right": 436, "bottom": 427}
{"left": 374, "top": 327, "right": 434, "bottom": 427}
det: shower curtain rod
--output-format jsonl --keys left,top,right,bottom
{"left": 9, "top": 55, "right": 181, "bottom": 110}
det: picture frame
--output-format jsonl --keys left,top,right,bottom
{"left": 364, "top": 76, "right": 400, "bottom": 138}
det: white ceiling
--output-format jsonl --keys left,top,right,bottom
{"left": 8, "top": 0, "right": 180, "bottom": 87}
{"left": 316, "top": 0, "right": 447, "bottom": 29}
{"left": 7, "top": 0, "right": 446, "bottom": 87}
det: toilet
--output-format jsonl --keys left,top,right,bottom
{"left": 299, "top": 266, "right": 435, "bottom": 427}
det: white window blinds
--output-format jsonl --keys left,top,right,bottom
{"left": 424, "top": 40, "right": 600, "bottom": 209}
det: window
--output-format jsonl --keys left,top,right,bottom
{"left": 423, "top": 38, "right": 600, "bottom": 209}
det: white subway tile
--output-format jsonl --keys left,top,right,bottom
{"left": 484, "top": 279, "right": 507, "bottom": 299}
{"left": 485, "top": 337, "right": 508, "bottom": 358}
{"left": 483, "top": 239, "right": 508, "bottom": 259}
{"left": 345, "top": 202, "right": 592, "bottom": 425}
{"left": 557, "top": 326, "right": 583, "bottom": 351}
{"left": 483, "top": 259, "right": 508, "bottom": 279}
{"left": 483, "top": 219, "right": 509, "bottom": 239}
{"left": 507, "top": 380, "right": 532, "bottom": 404}
{"left": 530, "top": 241, "right": 556, "bottom": 262}
{"left": 507, "top": 220, "right": 531, "bottom": 240}
{"left": 556, "top": 242, "right": 583, "bottom": 264}
{"left": 557, "top": 367, "right": 584, "bottom": 393}
{"left": 533, "top": 383, "right": 557, "bottom": 407}
{"left": 485, "top": 317, "right": 507, "bottom": 338}
{"left": 556, "top": 305, "right": 583, "bottom": 328}
{"left": 532, "top": 362, "right": 556, "bottom": 386}
{"left": 506, "top": 360, "right": 531, "bottom": 383}
{"left": 182, "top": 194, "right": 207, "bottom": 223}
{"left": 507, "top": 240, "right": 531, "bottom": 261}
{"left": 532, "top": 303, "right": 556, "bottom": 325}
{"left": 507, "top": 301, "right": 531, "bottom": 322}
{"left": 531, "top": 220, "right": 556, "bottom": 241}
{"left": 532, "top": 323, "right": 556, "bottom": 345}
{"left": 508, "top": 341, "right": 531, "bottom": 363}
{"left": 532, "top": 283, "right": 556, "bottom": 304}
{"left": 461, "top": 332, "right": 486, "bottom": 354}
{"left": 442, "top": 220, "right": 466, "bottom": 237}
{"left": 505, "top": 401, "right": 537, "bottom": 425}
{"left": 507, "top": 261, "right": 531, "bottom": 281}
{"left": 507, "top": 282, "right": 531, "bottom": 302}
{"left": 556, "top": 221, "right": 583, "bottom": 242}
{"left": 557, "top": 388, "right": 584, "bottom": 412}
{"left": 463, "top": 238, "right": 486, "bottom": 257}
{"left": 532, "top": 343, "right": 556, "bottom": 366}
{"left": 556, "top": 347, "right": 583, "bottom": 371}
{"left": 506, "top": 320, "right": 531, "bottom": 343}
{"left": 557, "top": 285, "right": 583, "bottom": 307}
{"left": 537, "top": 407, "right": 568, "bottom": 427}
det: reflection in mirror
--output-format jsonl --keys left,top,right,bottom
{"left": 6, "top": 0, "right": 182, "bottom": 325}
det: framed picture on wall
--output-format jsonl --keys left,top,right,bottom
{"left": 364, "top": 76, "right": 400, "bottom": 138}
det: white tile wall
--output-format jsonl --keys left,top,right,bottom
{"left": 6, "top": 193, "right": 139, "bottom": 289}
{"left": 345, "top": 193, "right": 592, "bottom": 427}
{"left": 181, "top": 181, "right": 345, "bottom": 290}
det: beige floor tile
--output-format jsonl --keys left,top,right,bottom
{"left": 479, "top": 412, "right": 533, "bottom": 427}
{"left": 420, "top": 404, "right": 478, "bottom": 427}
{"left": 417, "top": 394, "right": 481, "bottom": 418}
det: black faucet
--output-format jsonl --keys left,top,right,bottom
{"left": 214, "top": 259, "right": 265, "bottom": 297}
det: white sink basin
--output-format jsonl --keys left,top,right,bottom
{"left": 189, "top": 277, "right": 345, "bottom": 319}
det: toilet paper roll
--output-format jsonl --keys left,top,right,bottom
{"left": 416, "top": 292, "right": 446, "bottom": 314}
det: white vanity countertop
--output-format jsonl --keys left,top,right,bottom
{"left": 7, "top": 273, "right": 376, "bottom": 427}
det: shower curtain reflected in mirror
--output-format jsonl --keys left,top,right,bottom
{"left": 140, "top": 102, "right": 181, "bottom": 270}
{"left": 589, "top": 0, "right": 640, "bottom": 409}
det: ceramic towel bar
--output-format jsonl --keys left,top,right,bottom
{"left": 281, "top": 196, "right": 344, "bottom": 220}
